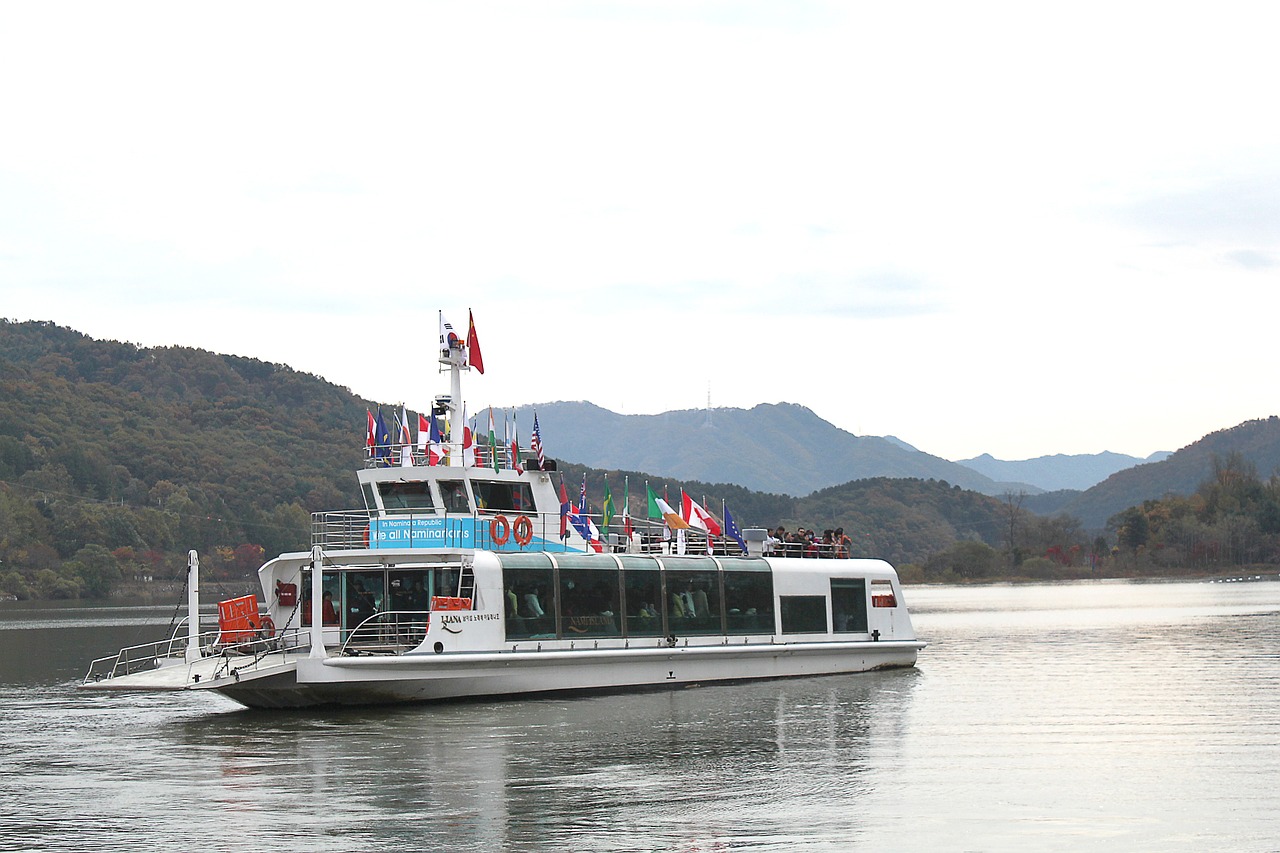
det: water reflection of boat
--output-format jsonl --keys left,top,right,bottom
{"left": 82, "top": 313, "right": 925, "bottom": 708}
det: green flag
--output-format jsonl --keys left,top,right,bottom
{"left": 488, "top": 407, "right": 498, "bottom": 473}
{"left": 646, "top": 483, "right": 660, "bottom": 518}
{"left": 602, "top": 476, "right": 614, "bottom": 536}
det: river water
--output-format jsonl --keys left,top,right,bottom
{"left": 2, "top": 579, "right": 1279, "bottom": 852}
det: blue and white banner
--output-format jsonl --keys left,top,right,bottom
{"left": 367, "top": 517, "right": 587, "bottom": 552}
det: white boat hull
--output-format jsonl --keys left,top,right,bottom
{"left": 226, "top": 640, "right": 921, "bottom": 708}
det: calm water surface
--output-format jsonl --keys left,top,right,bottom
{"left": 2, "top": 580, "right": 1278, "bottom": 852}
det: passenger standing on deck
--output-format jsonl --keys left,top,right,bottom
{"left": 835, "top": 527, "right": 851, "bottom": 559}
{"left": 348, "top": 579, "right": 377, "bottom": 627}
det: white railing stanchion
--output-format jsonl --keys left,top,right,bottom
{"left": 185, "top": 551, "right": 201, "bottom": 663}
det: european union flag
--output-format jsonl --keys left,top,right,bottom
{"left": 723, "top": 506, "right": 749, "bottom": 555}
{"left": 374, "top": 409, "right": 392, "bottom": 462}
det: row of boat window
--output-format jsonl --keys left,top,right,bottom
{"left": 495, "top": 554, "right": 878, "bottom": 640}
{"left": 368, "top": 480, "right": 535, "bottom": 515}
{"left": 292, "top": 558, "right": 888, "bottom": 640}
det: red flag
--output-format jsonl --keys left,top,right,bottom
{"left": 467, "top": 310, "right": 484, "bottom": 374}
{"left": 681, "top": 490, "right": 723, "bottom": 536}
{"left": 365, "top": 409, "right": 376, "bottom": 454}
{"left": 510, "top": 412, "right": 524, "bottom": 475}
{"left": 559, "top": 478, "right": 570, "bottom": 539}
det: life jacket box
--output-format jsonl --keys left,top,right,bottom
{"left": 218, "top": 594, "right": 262, "bottom": 643}
{"left": 431, "top": 596, "right": 472, "bottom": 611}
{"left": 275, "top": 580, "right": 297, "bottom": 608}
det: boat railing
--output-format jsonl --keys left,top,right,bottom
{"left": 312, "top": 509, "right": 376, "bottom": 548}
{"left": 363, "top": 440, "right": 532, "bottom": 471}
{"left": 339, "top": 610, "right": 431, "bottom": 655}
{"left": 82, "top": 624, "right": 315, "bottom": 685}
{"left": 310, "top": 508, "right": 778, "bottom": 556}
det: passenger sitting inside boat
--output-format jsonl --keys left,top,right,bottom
{"left": 301, "top": 590, "right": 340, "bottom": 626}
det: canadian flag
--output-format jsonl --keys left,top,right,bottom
{"left": 681, "top": 490, "right": 723, "bottom": 536}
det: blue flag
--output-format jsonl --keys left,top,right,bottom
{"left": 373, "top": 409, "right": 392, "bottom": 462}
{"left": 724, "top": 505, "right": 749, "bottom": 555}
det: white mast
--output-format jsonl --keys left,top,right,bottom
{"left": 184, "top": 550, "right": 200, "bottom": 663}
{"left": 439, "top": 310, "right": 470, "bottom": 466}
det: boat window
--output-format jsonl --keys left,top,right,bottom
{"left": 498, "top": 553, "right": 555, "bottom": 570}
{"left": 665, "top": 568, "right": 721, "bottom": 636}
{"left": 555, "top": 554, "right": 616, "bottom": 569}
{"left": 389, "top": 570, "right": 431, "bottom": 612}
{"left": 298, "top": 570, "right": 340, "bottom": 628}
{"left": 471, "top": 480, "right": 535, "bottom": 513}
{"left": 378, "top": 481, "right": 435, "bottom": 513}
{"left": 502, "top": 562, "right": 555, "bottom": 640}
{"left": 780, "top": 595, "right": 828, "bottom": 634}
{"left": 431, "top": 566, "right": 468, "bottom": 599}
{"left": 831, "top": 578, "right": 868, "bottom": 633}
{"left": 438, "top": 480, "right": 471, "bottom": 513}
{"left": 558, "top": 565, "right": 621, "bottom": 639}
{"left": 717, "top": 557, "right": 767, "bottom": 572}
{"left": 621, "top": 558, "right": 664, "bottom": 638}
{"left": 361, "top": 483, "right": 377, "bottom": 513}
{"left": 344, "top": 571, "right": 384, "bottom": 637}
{"left": 659, "top": 556, "right": 713, "bottom": 572}
{"left": 870, "top": 579, "right": 897, "bottom": 608}
{"left": 724, "top": 568, "right": 774, "bottom": 635}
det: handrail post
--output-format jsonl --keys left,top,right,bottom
{"left": 309, "top": 545, "right": 326, "bottom": 659}
{"left": 184, "top": 550, "right": 201, "bottom": 663}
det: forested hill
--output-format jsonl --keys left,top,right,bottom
{"left": 1059, "top": 416, "right": 1280, "bottom": 528}
{"left": 0, "top": 320, "right": 368, "bottom": 594}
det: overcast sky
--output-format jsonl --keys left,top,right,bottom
{"left": 4, "top": 2, "right": 1277, "bottom": 463}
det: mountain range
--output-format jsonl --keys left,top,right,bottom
{"left": 956, "top": 450, "right": 1172, "bottom": 493}
{"left": 513, "top": 401, "right": 1036, "bottom": 497}
{"left": 519, "top": 397, "right": 1280, "bottom": 530}
{"left": 509, "top": 401, "right": 1166, "bottom": 497}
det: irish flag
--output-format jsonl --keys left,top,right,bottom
{"left": 647, "top": 484, "right": 689, "bottom": 530}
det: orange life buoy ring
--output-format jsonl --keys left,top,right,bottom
{"left": 362, "top": 524, "right": 370, "bottom": 547}
{"left": 490, "top": 514, "right": 511, "bottom": 545}
{"left": 258, "top": 615, "right": 275, "bottom": 638}
{"left": 513, "top": 514, "right": 533, "bottom": 548}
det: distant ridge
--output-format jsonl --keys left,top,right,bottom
{"left": 508, "top": 401, "right": 1029, "bottom": 497}
{"left": 956, "top": 450, "right": 1171, "bottom": 492}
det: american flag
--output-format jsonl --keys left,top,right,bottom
{"left": 530, "top": 413, "right": 545, "bottom": 470}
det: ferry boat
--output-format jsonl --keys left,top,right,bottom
{"left": 82, "top": 314, "right": 925, "bottom": 708}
